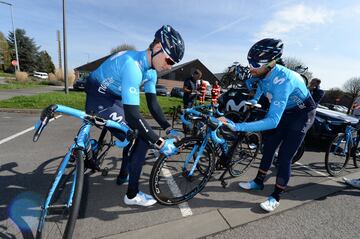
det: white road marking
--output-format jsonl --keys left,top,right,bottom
{"left": 161, "top": 166, "right": 193, "bottom": 217}
{"left": 0, "top": 115, "right": 62, "bottom": 145}
{"left": 294, "top": 162, "right": 335, "bottom": 180}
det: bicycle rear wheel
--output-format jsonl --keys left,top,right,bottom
{"left": 36, "top": 149, "right": 85, "bottom": 239}
{"left": 229, "top": 132, "right": 261, "bottom": 177}
{"left": 325, "top": 133, "right": 350, "bottom": 177}
{"left": 150, "top": 137, "right": 215, "bottom": 205}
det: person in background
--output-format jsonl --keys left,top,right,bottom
{"left": 211, "top": 80, "right": 221, "bottom": 105}
{"left": 351, "top": 93, "right": 360, "bottom": 118}
{"left": 308, "top": 78, "right": 324, "bottom": 105}
{"left": 183, "top": 69, "right": 202, "bottom": 108}
{"left": 198, "top": 79, "right": 207, "bottom": 104}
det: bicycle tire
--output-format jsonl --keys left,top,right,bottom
{"left": 352, "top": 147, "right": 360, "bottom": 168}
{"left": 149, "top": 137, "right": 215, "bottom": 205}
{"left": 36, "top": 149, "right": 85, "bottom": 239}
{"left": 325, "top": 133, "right": 351, "bottom": 177}
{"left": 229, "top": 132, "right": 261, "bottom": 177}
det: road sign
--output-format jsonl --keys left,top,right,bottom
{"left": 11, "top": 60, "right": 17, "bottom": 66}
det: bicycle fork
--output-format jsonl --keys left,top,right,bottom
{"left": 182, "top": 137, "right": 209, "bottom": 178}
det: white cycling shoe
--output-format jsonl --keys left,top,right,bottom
{"left": 260, "top": 196, "right": 280, "bottom": 212}
{"left": 124, "top": 191, "right": 157, "bottom": 207}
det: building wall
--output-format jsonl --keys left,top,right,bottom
{"left": 158, "top": 78, "right": 183, "bottom": 91}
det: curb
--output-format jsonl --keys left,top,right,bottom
{"left": 98, "top": 170, "right": 360, "bottom": 239}
{"left": 0, "top": 108, "right": 42, "bottom": 114}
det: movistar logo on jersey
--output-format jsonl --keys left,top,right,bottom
{"left": 98, "top": 77, "right": 114, "bottom": 95}
{"left": 109, "top": 112, "right": 123, "bottom": 122}
{"left": 273, "top": 77, "right": 285, "bottom": 85}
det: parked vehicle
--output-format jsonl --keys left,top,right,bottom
{"left": 33, "top": 71, "right": 48, "bottom": 80}
{"left": 156, "top": 84, "right": 169, "bottom": 96}
{"left": 170, "top": 87, "right": 184, "bottom": 98}
{"left": 73, "top": 76, "right": 88, "bottom": 91}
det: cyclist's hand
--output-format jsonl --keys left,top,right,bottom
{"left": 166, "top": 128, "right": 184, "bottom": 142}
{"left": 159, "top": 138, "right": 178, "bottom": 157}
{"left": 217, "top": 117, "right": 237, "bottom": 131}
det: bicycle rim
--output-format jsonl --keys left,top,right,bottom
{"left": 229, "top": 132, "right": 260, "bottom": 177}
{"left": 36, "top": 149, "right": 85, "bottom": 239}
{"left": 150, "top": 138, "right": 215, "bottom": 205}
{"left": 325, "top": 134, "right": 350, "bottom": 176}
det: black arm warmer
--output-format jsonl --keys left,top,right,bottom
{"left": 145, "top": 93, "right": 171, "bottom": 130}
{"left": 123, "top": 104, "right": 160, "bottom": 144}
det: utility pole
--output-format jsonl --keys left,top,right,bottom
{"left": 0, "top": 1, "right": 20, "bottom": 71}
{"left": 62, "top": 0, "right": 69, "bottom": 94}
{"left": 57, "top": 30, "right": 62, "bottom": 69}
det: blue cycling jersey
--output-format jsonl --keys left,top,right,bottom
{"left": 88, "top": 50, "right": 157, "bottom": 105}
{"left": 237, "top": 64, "right": 312, "bottom": 132}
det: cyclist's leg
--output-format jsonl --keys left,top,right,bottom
{"left": 273, "top": 109, "right": 315, "bottom": 200}
{"left": 85, "top": 93, "right": 129, "bottom": 179}
{"left": 240, "top": 129, "right": 283, "bottom": 189}
{"left": 258, "top": 129, "right": 284, "bottom": 172}
{"left": 125, "top": 136, "right": 150, "bottom": 198}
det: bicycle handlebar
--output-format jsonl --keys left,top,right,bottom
{"left": 33, "top": 104, "right": 134, "bottom": 142}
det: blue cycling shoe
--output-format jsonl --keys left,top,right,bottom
{"left": 116, "top": 175, "right": 129, "bottom": 185}
{"left": 239, "top": 180, "right": 264, "bottom": 190}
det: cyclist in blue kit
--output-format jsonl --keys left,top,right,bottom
{"left": 220, "top": 38, "right": 316, "bottom": 212}
{"left": 85, "top": 25, "right": 185, "bottom": 206}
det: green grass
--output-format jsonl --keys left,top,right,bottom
{"left": 0, "top": 80, "right": 45, "bottom": 90}
{"left": 0, "top": 91, "right": 182, "bottom": 116}
{"left": 0, "top": 71, "right": 15, "bottom": 77}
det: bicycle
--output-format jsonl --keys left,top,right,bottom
{"left": 149, "top": 103, "right": 261, "bottom": 205}
{"left": 33, "top": 104, "right": 134, "bottom": 239}
{"left": 171, "top": 103, "right": 224, "bottom": 136}
{"left": 220, "top": 62, "right": 251, "bottom": 89}
{"left": 325, "top": 121, "right": 360, "bottom": 176}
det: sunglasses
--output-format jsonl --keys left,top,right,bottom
{"left": 165, "top": 57, "right": 175, "bottom": 66}
{"left": 248, "top": 61, "right": 264, "bottom": 69}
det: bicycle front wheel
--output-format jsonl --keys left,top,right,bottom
{"left": 229, "top": 132, "right": 261, "bottom": 177}
{"left": 325, "top": 133, "right": 351, "bottom": 177}
{"left": 150, "top": 137, "right": 215, "bottom": 205}
{"left": 36, "top": 149, "right": 85, "bottom": 239}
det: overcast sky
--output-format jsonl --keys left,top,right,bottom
{"left": 0, "top": 0, "right": 359, "bottom": 89}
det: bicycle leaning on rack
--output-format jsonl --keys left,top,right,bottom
{"left": 325, "top": 121, "right": 360, "bottom": 176}
{"left": 149, "top": 102, "right": 261, "bottom": 205}
{"left": 33, "top": 104, "right": 135, "bottom": 239}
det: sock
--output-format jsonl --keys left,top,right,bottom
{"left": 126, "top": 190, "right": 138, "bottom": 199}
{"left": 271, "top": 185, "right": 284, "bottom": 202}
{"left": 254, "top": 171, "right": 266, "bottom": 186}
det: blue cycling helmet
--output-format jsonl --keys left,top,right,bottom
{"left": 154, "top": 25, "right": 185, "bottom": 63}
{"left": 247, "top": 38, "right": 283, "bottom": 67}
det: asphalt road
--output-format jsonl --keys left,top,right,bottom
{"left": 0, "top": 111, "right": 359, "bottom": 239}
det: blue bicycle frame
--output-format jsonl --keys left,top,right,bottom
{"left": 180, "top": 107, "right": 228, "bottom": 177}
{"left": 34, "top": 104, "right": 132, "bottom": 232}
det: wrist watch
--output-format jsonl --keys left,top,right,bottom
{"left": 155, "top": 137, "right": 165, "bottom": 149}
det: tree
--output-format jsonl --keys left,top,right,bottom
{"left": 283, "top": 56, "right": 313, "bottom": 83}
{"left": 36, "top": 50, "right": 55, "bottom": 73}
{"left": 0, "top": 31, "right": 12, "bottom": 71}
{"left": 110, "top": 43, "right": 136, "bottom": 54}
{"left": 343, "top": 77, "right": 360, "bottom": 114}
{"left": 7, "top": 29, "right": 39, "bottom": 72}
